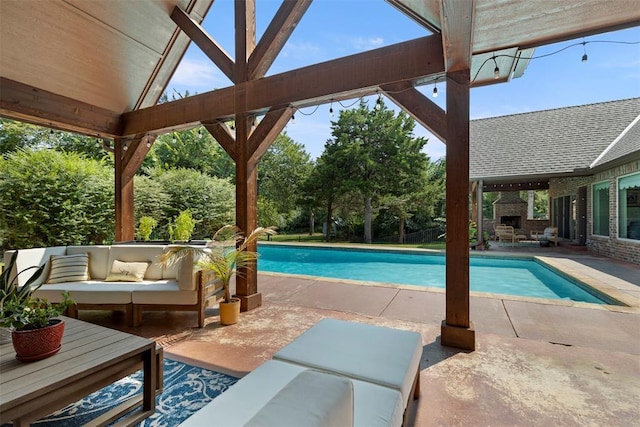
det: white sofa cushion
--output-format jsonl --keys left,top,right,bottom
{"left": 244, "top": 369, "right": 354, "bottom": 427}
{"left": 131, "top": 281, "right": 197, "bottom": 305}
{"left": 5, "top": 246, "right": 67, "bottom": 287}
{"left": 109, "top": 245, "right": 164, "bottom": 280}
{"left": 179, "top": 359, "right": 403, "bottom": 427}
{"left": 46, "top": 253, "right": 90, "bottom": 284}
{"left": 67, "top": 245, "right": 111, "bottom": 280}
{"left": 33, "top": 281, "right": 140, "bottom": 304}
{"left": 273, "top": 318, "right": 422, "bottom": 406}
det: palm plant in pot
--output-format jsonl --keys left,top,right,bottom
{"left": 161, "top": 225, "right": 276, "bottom": 325}
{"left": 1, "top": 252, "right": 73, "bottom": 361}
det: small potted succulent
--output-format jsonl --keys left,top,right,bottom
{"left": 161, "top": 225, "right": 276, "bottom": 325}
{"left": 1, "top": 252, "right": 74, "bottom": 361}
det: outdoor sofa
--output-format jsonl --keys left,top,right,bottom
{"left": 3, "top": 244, "right": 223, "bottom": 327}
{"left": 180, "top": 318, "right": 423, "bottom": 427}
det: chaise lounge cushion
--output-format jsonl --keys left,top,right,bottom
{"left": 179, "top": 359, "right": 404, "bottom": 427}
{"left": 273, "top": 318, "right": 422, "bottom": 405}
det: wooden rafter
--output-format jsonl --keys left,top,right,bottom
{"left": 203, "top": 122, "right": 238, "bottom": 161}
{"left": 248, "top": 106, "right": 293, "bottom": 165}
{"left": 122, "top": 134, "right": 155, "bottom": 185}
{"left": 122, "top": 35, "right": 444, "bottom": 136}
{"left": 171, "top": 7, "right": 235, "bottom": 83}
{"left": 248, "top": 0, "right": 312, "bottom": 80}
{"left": 0, "top": 77, "right": 121, "bottom": 138}
{"left": 381, "top": 81, "right": 447, "bottom": 142}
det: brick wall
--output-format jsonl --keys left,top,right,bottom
{"left": 587, "top": 160, "right": 640, "bottom": 264}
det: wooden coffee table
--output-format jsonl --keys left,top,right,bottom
{"left": 0, "top": 316, "right": 157, "bottom": 426}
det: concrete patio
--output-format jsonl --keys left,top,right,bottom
{"left": 79, "top": 248, "right": 640, "bottom": 426}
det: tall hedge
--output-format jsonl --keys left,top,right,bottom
{"left": 0, "top": 149, "right": 114, "bottom": 249}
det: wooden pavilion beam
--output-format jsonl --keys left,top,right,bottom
{"left": 171, "top": 7, "right": 235, "bottom": 83}
{"left": 440, "top": 0, "right": 476, "bottom": 351}
{"left": 248, "top": 0, "right": 312, "bottom": 80}
{"left": 121, "top": 35, "right": 444, "bottom": 136}
{"left": 0, "top": 77, "right": 121, "bottom": 138}
{"left": 203, "top": 122, "right": 238, "bottom": 161}
{"left": 248, "top": 106, "right": 293, "bottom": 165}
{"left": 381, "top": 81, "right": 447, "bottom": 142}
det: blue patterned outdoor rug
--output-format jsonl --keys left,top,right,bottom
{"left": 32, "top": 358, "right": 238, "bottom": 426}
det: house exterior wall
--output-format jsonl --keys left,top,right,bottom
{"left": 588, "top": 160, "right": 640, "bottom": 264}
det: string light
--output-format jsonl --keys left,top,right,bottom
{"left": 329, "top": 99, "right": 334, "bottom": 117}
{"left": 122, "top": 141, "right": 128, "bottom": 151}
{"left": 375, "top": 94, "right": 383, "bottom": 110}
{"left": 172, "top": 132, "right": 177, "bottom": 143}
{"left": 95, "top": 138, "right": 100, "bottom": 148}
{"left": 198, "top": 128, "right": 203, "bottom": 138}
{"left": 291, "top": 112, "right": 296, "bottom": 124}
{"left": 492, "top": 56, "right": 500, "bottom": 79}
{"left": 432, "top": 81, "right": 438, "bottom": 98}
{"left": 581, "top": 40, "right": 588, "bottom": 62}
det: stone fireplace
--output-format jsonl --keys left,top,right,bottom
{"left": 493, "top": 192, "right": 527, "bottom": 231}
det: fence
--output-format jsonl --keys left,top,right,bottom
{"left": 374, "top": 226, "right": 446, "bottom": 244}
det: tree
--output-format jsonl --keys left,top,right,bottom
{"left": 0, "top": 149, "right": 114, "bottom": 249}
{"left": 258, "top": 132, "right": 313, "bottom": 228}
{"left": 322, "top": 99, "right": 430, "bottom": 243}
{"left": 151, "top": 127, "right": 235, "bottom": 179}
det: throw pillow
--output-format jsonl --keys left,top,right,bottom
{"left": 47, "top": 253, "right": 90, "bottom": 284}
{"left": 105, "top": 260, "right": 150, "bottom": 282}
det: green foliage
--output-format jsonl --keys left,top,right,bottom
{"left": 149, "top": 168, "right": 235, "bottom": 239}
{"left": 172, "top": 210, "right": 197, "bottom": 241}
{"left": 0, "top": 149, "right": 114, "bottom": 249}
{"left": 134, "top": 175, "right": 171, "bottom": 226}
{"left": 258, "top": 133, "right": 313, "bottom": 225}
{"left": 151, "top": 128, "right": 235, "bottom": 178}
{"left": 137, "top": 216, "right": 158, "bottom": 241}
{"left": 0, "top": 251, "right": 45, "bottom": 311}
{"left": 1, "top": 292, "right": 73, "bottom": 330}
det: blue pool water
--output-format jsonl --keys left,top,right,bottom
{"left": 257, "top": 245, "right": 611, "bottom": 304}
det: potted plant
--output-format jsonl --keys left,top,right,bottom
{"left": 1, "top": 252, "right": 74, "bottom": 361}
{"left": 161, "top": 225, "right": 276, "bottom": 325}
{"left": 137, "top": 216, "right": 158, "bottom": 241}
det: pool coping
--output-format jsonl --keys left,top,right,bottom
{"left": 258, "top": 242, "right": 640, "bottom": 313}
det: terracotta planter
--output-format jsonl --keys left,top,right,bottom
{"left": 219, "top": 298, "right": 241, "bottom": 326}
{"left": 12, "top": 319, "right": 65, "bottom": 362}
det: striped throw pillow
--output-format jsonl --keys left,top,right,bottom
{"left": 47, "top": 253, "right": 90, "bottom": 284}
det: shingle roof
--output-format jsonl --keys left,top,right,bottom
{"left": 470, "top": 98, "right": 640, "bottom": 181}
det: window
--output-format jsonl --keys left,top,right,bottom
{"left": 592, "top": 181, "right": 610, "bottom": 236}
{"left": 618, "top": 173, "right": 640, "bottom": 240}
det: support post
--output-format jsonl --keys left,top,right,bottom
{"left": 114, "top": 137, "right": 134, "bottom": 242}
{"left": 477, "top": 180, "right": 483, "bottom": 245}
{"left": 441, "top": 70, "right": 475, "bottom": 350}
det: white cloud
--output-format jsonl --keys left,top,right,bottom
{"left": 170, "top": 58, "right": 231, "bottom": 92}
{"left": 351, "top": 36, "right": 384, "bottom": 51}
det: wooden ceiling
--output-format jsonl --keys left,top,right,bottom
{"left": 1, "top": 0, "right": 638, "bottom": 139}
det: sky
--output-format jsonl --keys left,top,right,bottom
{"left": 165, "top": 1, "right": 640, "bottom": 161}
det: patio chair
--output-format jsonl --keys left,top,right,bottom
{"left": 495, "top": 225, "right": 519, "bottom": 246}
{"left": 531, "top": 227, "right": 559, "bottom": 246}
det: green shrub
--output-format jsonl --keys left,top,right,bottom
{"left": 0, "top": 149, "right": 114, "bottom": 249}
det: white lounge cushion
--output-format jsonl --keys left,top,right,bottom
{"left": 132, "top": 281, "right": 197, "bottom": 305}
{"left": 179, "top": 359, "right": 404, "bottom": 427}
{"left": 33, "top": 281, "right": 140, "bottom": 304}
{"left": 273, "top": 318, "right": 422, "bottom": 405}
{"left": 5, "top": 246, "right": 67, "bottom": 287}
{"left": 245, "top": 369, "right": 354, "bottom": 427}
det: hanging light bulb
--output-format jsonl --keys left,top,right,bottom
{"left": 123, "top": 142, "right": 128, "bottom": 151}
{"left": 492, "top": 56, "right": 500, "bottom": 79}
{"left": 230, "top": 123, "right": 235, "bottom": 130}
{"left": 172, "top": 132, "right": 177, "bottom": 143}
{"left": 375, "top": 95, "right": 383, "bottom": 110}
{"left": 432, "top": 82, "right": 438, "bottom": 98}
{"left": 95, "top": 138, "right": 100, "bottom": 148}
{"left": 581, "top": 41, "right": 588, "bottom": 62}
{"left": 198, "top": 128, "right": 203, "bottom": 138}
{"left": 291, "top": 113, "right": 296, "bottom": 124}
{"left": 329, "top": 100, "right": 334, "bottom": 117}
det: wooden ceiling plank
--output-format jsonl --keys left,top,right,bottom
{"left": 440, "top": 0, "right": 475, "bottom": 72}
{"left": 0, "top": 77, "right": 121, "bottom": 138}
{"left": 203, "top": 122, "right": 238, "bottom": 162}
{"left": 386, "top": 0, "right": 442, "bottom": 34}
{"left": 171, "top": 6, "right": 235, "bottom": 83}
{"left": 381, "top": 81, "right": 447, "bottom": 142}
{"left": 248, "top": 106, "right": 293, "bottom": 165}
{"left": 248, "top": 0, "right": 313, "bottom": 80}
{"left": 122, "top": 35, "right": 443, "bottom": 137}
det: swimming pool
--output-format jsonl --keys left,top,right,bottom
{"left": 257, "top": 245, "right": 612, "bottom": 304}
